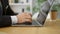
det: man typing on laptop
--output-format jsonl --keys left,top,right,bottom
{"left": 0, "top": 0, "right": 32, "bottom": 27}
{"left": 0, "top": 0, "right": 56, "bottom": 27}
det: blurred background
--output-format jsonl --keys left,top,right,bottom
{"left": 9, "top": 0, "right": 60, "bottom": 20}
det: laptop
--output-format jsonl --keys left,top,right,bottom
{"left": 12, "top": 12, "right": 47, "bottom": 27}
{"left": 12, "top": 0, "right": 54, "bottom": 27}
{"left": 12, "top": 20, "right": 44, "bottom": 27}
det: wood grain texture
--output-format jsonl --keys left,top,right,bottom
{"left": 0, "top": 19, "right": 60, "bottom": 34}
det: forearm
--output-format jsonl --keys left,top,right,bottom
{"left": 0, "top": 16, "right": 12, "bottom": 27}
{"left": 0, "top": 16, "right": 18, "bottom": 27}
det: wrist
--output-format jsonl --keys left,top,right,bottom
{"left": 11, "top": 16, "right": 18, "bottom": 24}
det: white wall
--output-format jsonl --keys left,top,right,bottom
{"left": 10, "top": 5, "right": 27, "bottom": 14}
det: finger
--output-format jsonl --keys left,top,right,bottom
{"left": 25, "top": 17, "right": 32, "bottom": 19}
{"left": 26, "top": 13, "right": 32, "bottom": 16}
{"left": 22, "top": 12, "right": 32, "bottom": 17}
{"left": 20, "top": 19, "right": 32, "bottom": 23}
{"left": 23, "top": 15, "right": 32, "bottom": 19}
{"left": 25, "top": 19, "right": 32, "bottom": 23}
{"left": 27, "top": 12, "right": 32, "bottom": 17}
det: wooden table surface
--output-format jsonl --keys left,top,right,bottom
{"left": 0, "top": 19, "right": 60, "bottom": 34}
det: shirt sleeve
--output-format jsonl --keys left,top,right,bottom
{"left": 11, "top": 16, "right": 18, "bottom": 24}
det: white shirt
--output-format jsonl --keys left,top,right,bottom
{"left": 11, "top": 16, "right": 18, "bottom": 24}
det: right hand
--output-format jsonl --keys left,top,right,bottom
{"left": 17, "top": 12, "right": 32, "bottom": 24}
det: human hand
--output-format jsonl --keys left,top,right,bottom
{"left": 17, "top": 12, "right": 32, "bottom": 24}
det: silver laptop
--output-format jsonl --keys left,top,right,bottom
{"left": 12, "top": 0, "right": 54, "bottom": 27}
{"left": 12, "top": 20, "right": 44, "bottom": 27}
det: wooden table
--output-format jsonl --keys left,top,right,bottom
{"left": 0, "top": 19, "right": 60, "bottom": 34}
